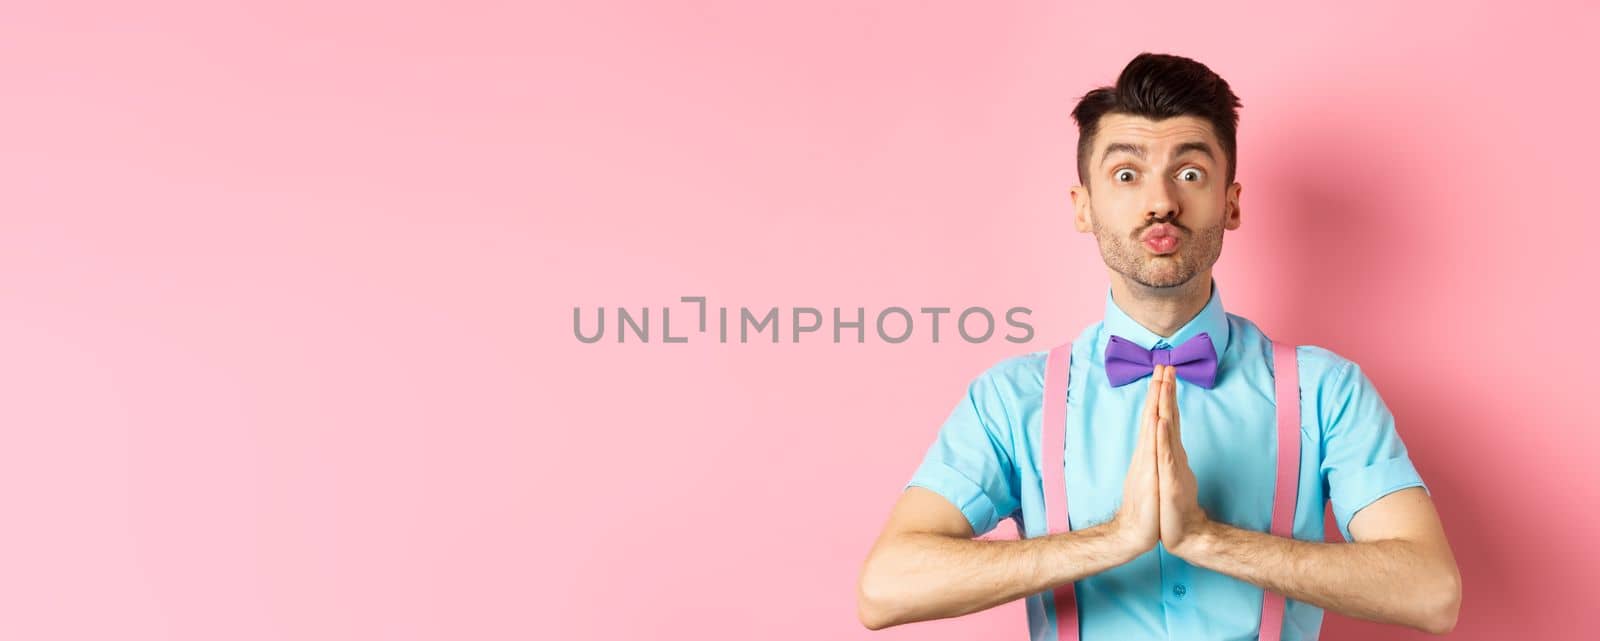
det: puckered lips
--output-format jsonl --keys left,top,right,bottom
{"left": 1140, "top": 224, "right": 1181, "bottom": 255}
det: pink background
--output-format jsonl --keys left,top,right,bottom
{"left": 2, "top": 1, "right": 1597, "bottom": 639}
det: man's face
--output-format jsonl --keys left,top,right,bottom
{"left": 1070, "top": 114, "right": 1242, "bottom": 290}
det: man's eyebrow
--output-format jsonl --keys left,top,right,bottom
{"left": 1173, "top": 141, "right": 1216, "bottom": 161}
{"left": 1099, "top": 143, "right": 1146, "bottom": 166}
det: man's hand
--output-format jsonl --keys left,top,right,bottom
{"left": 1154, "top": 364, "right": 1211, "bottom": 555}
{"left": 1108, "top": 365, "right": 1165, "bottom": 559}
{"left": 855, "top": 364, "right": 1186, "bottom": 630}
{"left": 1131, "top": 368, "right": 1460, "bottom": 634}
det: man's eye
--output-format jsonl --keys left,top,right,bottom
{"left": 1178, "top": 168, "right": 1204, "bottom": 182}
{"left": 1114, "top": 169, "right": 1136, "bottom": 182}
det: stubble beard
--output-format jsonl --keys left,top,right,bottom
{"left": 1092, "top": 218, "right": 1224, "bottom": 290}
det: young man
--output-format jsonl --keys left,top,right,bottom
{"left": 856, "top": 53, "right": 1461, "bottom": 640}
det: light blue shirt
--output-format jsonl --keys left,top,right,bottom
{"left": 904, "top": 280, "right": 1428, "bottom": 641}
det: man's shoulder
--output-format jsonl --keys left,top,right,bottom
{"left": 1225, "top": 312, "right": 1358, "bottom": 381}
{"left": 967, "top": 320, "right": 1102, "bottom": 396}
{"left": 971, "top": 349, "right": 1048, "bottom": 395}
{"left": 1294, "top": 344, "right": 1357, "bottom": 374}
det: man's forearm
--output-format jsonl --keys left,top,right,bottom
{"left": 858, "top": 521, "right": 1136, "bottom": 630}
{"left": 1172, "top": 521, "right": 1461, "bottom": 634}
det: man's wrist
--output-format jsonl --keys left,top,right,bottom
{"left": 1100, "top": 518, "right": 1150, "bottom": 564}
{"left": 1169, "top": 519, "right": 1220, "bottom": 561}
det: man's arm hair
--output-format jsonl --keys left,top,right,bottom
{"left": 856, "top": 486, "right": 1137, "bottom": 630}
{"left": 1172, "top": 487, "right": 1462, "bottom": 635}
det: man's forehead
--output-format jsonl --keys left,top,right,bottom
{"left": 1094, "top": 114, "right": 1219, "bottom": 151}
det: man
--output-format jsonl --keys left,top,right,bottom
{"left": 855, "top": 53, "right": 1461, "bottom": 640}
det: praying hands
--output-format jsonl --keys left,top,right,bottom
{"left": 1104, "top": 365, "right": 1460, "bottom": 634}
{"left": 1106, "top": 364, "right": 1209, "bottom": 556}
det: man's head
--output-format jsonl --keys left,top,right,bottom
{"left": 1069, "top": 53, "right": 1243, "bottom": 291}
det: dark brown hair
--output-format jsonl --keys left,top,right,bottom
{"left": 1071, "top": 53, "right": 1242, "bottom": 187}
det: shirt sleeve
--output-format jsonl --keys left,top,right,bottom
{"left": 902, "top": 370, "right": 1021, "bottom": 538}
{"left": 1316, "top": 356, "right": 1429, "bottom": 541}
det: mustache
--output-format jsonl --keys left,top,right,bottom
{"left": 1137, "top": 217, "right": 1187, "bottom": 237}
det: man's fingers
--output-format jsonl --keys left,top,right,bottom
{"left": 1141, "top": 366, "right": 1163, "bottom": 428}
{"left": 1157, "top": 417, "right": 1173, "bottom": 494}
{"left": 1135, "top": 370, "right": 1159, "bottom": 456}
{"left": 1157, "top": 416, "right": 1173, "bottom": 466}
{"left": 1158, "top": 365, "right": 1174, "bottom": 422}
{"left": 1165, "top": 365, "right": 1186, "bottom": 456}
{"left": 1133, "top": 368, "right": 1164, "bottom": 471}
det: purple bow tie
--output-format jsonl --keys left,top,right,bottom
{"left": 1105, "top": 332, "right": 1219, "bottom": 389}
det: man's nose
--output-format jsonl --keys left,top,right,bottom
{"left": 1144, "top": 177, "right": 1179, "bottom": 221}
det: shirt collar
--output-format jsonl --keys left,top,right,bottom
{"left": 1100, "top": 279, "right": 1231, "bottom": 358}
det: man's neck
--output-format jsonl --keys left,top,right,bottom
{"left": 1108, "top": 271, "right": 1214, "bottom": 339}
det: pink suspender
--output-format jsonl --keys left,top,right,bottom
{"left": 1039, "top": 342, "right": 1078, "bottom": 640}
{"left": 1260, "top": 341, "right": 1300, "bottom": 641}
{"left": 1038, "top": 340, "right": 1299, "bottom": 641}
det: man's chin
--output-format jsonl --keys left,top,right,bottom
{"left": 1133, "top": 268, "right": 1194, "bottom": 289}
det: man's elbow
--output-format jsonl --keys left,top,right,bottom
{"left": 856, "top": 565, "right": 904, "bottom": 631}
{"left": 1417, "top": 568, "right": 1462, "bottom": 635}
{"left": 857, "top": 595, "right": 892, "bottom": 631}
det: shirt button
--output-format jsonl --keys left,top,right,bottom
{"left": 1172, "top": 584, "right": 1187, "bottom": 599}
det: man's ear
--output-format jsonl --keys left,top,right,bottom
{"left": 1070, "top": 184, "right": 1093, "bottom": 233}
{"left": 1224, "top": 182, "right": 1242, "bottom": 231}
